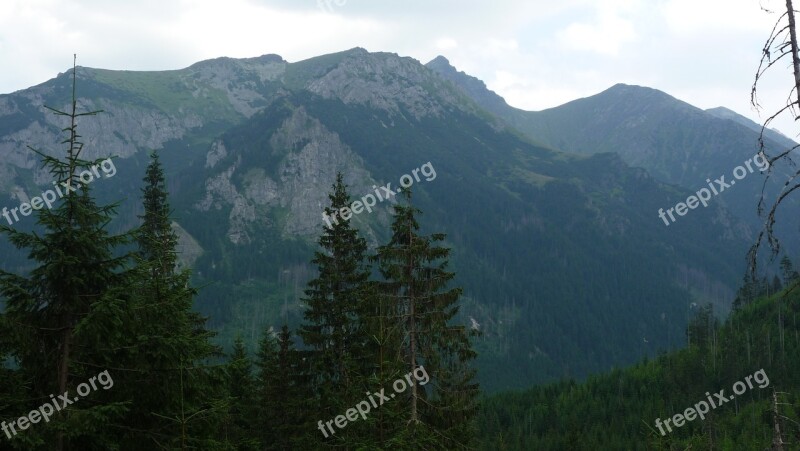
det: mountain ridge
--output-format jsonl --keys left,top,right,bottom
{"left": 426, "top": 56, "right": 800, "bottom": 256}
{"left": 0, "top": 49, "right": 760, "bottom": 391}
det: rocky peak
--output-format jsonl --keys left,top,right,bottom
{"left": 425, "top": 55, "right": 454, "bottom": 73}
{"left": 302, "top": 49, "right": 473, "bottom": 120}
{"left": 425, "top": 55, "right": 511, "bottom": 116}
{"left": 182, "top": 55, "right": 287, "bottom": 117}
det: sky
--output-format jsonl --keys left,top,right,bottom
{"left": 0, "top": 0, "right": 798, "bottom": 135}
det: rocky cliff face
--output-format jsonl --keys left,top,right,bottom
{"left": 0, "top": 48, "right": 468, "bottom": 238}
{"left": 0, "top": 54, "right": 293, "bottom": 191}
{"left": 303, "top": 49, "right": 468, "bottom": 120}
{"left": 182, "top": 54, "right": 287, "bottom": 117}
{"left": 196, "top": 106, "right": 384, "bottom": 244}
{"left": 426, "top": 55, "right": 512, "bottom": 118}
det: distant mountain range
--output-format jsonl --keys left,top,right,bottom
{"left": 0, "top": 48, "right": 789, "bottom": 391}
{"left": 429, "top": 55, "right": 800, "bottom": 256}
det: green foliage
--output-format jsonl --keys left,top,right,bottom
{"left": 373, "top": 188, "right": 479, "bottom": 449}
{"left": 0, "top": 59, "right": 131, "bottom": 449}
{"left": 223, "top": 336, "right": 260, "bottom": 450}
{"left": 2, "top": 52, "right": 783, "bottom": 449}
{"left": 298, "top": 173, "right": 374, "bottom": 448}
{"left": 477, "top": 286, "right": 800, "bottom": 450}
{"left": 781, "top": 255, "right": 799, "bottom": 286}
{"left": 257, "top": 90, "right": 745, "bottom": 392}
{"left": 106, "top": 151, "right": 223, "bottom": 448}
{"left": 0, "top": 53, "right": 758, "bottom": 395}
{"left": 254, "top": 325, "right": 314, "bottom": 450}
{"left": 0, "top": 76, "right": 226, "bottom": 448}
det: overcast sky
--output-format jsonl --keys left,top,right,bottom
{"left": 1, "top": 0, "right": 798, "bottom": 135}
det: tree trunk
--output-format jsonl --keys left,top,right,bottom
{"left": 786, "top": 0, "right": 800, "bottom": 118}
{"left": 408, "top": 227, "right": 418, "bottom": 423}
{"left": 56, "top": 323, "right": 72, "bottom": 451}
{"left": 772, "top": 391, "right": 785, "bottom": 450}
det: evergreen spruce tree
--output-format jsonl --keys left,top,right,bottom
{"left": 256, "top": 325, "right": 312, "bottom": 450}
{"left": 374, "top": 188, "right": 479, "bottom": 449}
{"left": 771, "top": 275, "right": 784, "bottom": 295}
{"left": 733, "top": 273, "right": 760, "bottom": 309}
{"left": 111, "top": 151, "right": 222, "bottom": 448}
{"left": 279, "top": 325, "right": 316, "bottom": 450}
{"left": 298, "top": 173, "right": 372, "bottom": 447}
{"left": 0, "top": 57, "right": 130, "bottom": 449}
{"left": 255, "top": 326, "right": 281, "bottom": 448}
{"left": 138, "top": 151, "right": 178, "bottom": 274}
{"left": 0, "top": 312, "right": 26, "bottom": 444}
{"left": 224, "top": 336, "right": 259, "bottom": 450}
{"left": 780, "top": 255, "right": 799, "bottom": 286}
{"left": 358, "top": 277, "right": 406, "bottom": 449}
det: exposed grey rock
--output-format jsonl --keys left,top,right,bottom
{"left": 195, "top": 157, "right": 257, "bottom": 245}
{"left": 74, "top": 98, "right": 203, "bottom": 160}
{"left": 270, "top": 107, "right": 376, "bottom": 237}
{"left": 305, "top": 50, "right": 472, "bottom": 121}
{"left": 243, "top": 168, "right": 279, "bottom": 206}
{"left": 173, "top": 221, "right": 204, "bottom": 268}
{"left": 193, "top": 106, "right": 385, "bottom": 244}
{"left": 206, "top": 140, "right": 228, "bottom": 169}
{"left": 183, "top": 55, "right": 287, "bottom": 117}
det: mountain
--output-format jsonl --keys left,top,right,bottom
{"left": 427, "top": 57, "right": 800, "bottom": 257}
{"left": 0, "top": 49, "right": 755, "bottom": 391}
{"left": 425, "top": 56, "right": 785, "bottom": 188}
{"left": 705, "top": 105, "right": 797, "bottom": 150}
{"left": 425, "top": 55, "right": 515, "bottom": 121}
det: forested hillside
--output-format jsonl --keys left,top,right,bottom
{"left": 477, "top": 276, "right": 800, "bottom": 449}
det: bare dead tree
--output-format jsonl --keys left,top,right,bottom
{"left": 748, "top": 0, "right": 800, "bottom": 278}
{"left": 772, "top": 391, "right": 786, "bottom": 450}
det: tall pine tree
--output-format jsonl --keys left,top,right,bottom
{"left": 112, "top": 151, "right": 222, "bottom": 448}
{"left": 0, "top": 56, "right": 130, "bottom": 450}
{"left": 256, "top": 325, "right": 313, "bottom": 450}
{"left": 374, "top": 187, "right": 479, "bottom": 449}
{"left": 224, "top": 336, "right": 259, "bottom": 450}
{"left": 298, "top": 173, "right": 373, "bottom": 447}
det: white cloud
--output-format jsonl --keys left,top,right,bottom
{"left": 0, "top": 0, "right": 387, "bottom": 93}
{"left": 559, "top": 18, "right": 635, "bottom": 56}
{"left": 163, "top": 0, "right": 385, "bottom": 61}
{"left": 557, "top": 9, "right": 636, "bottom": 56}
{"left": 661, "top": 0, "right": 776, "bottom": 34}
{"left": 435, "top": 37, "right": 459, "bottom": 51}
{"left": 490, "top": 70, "right": 587, "bottom": 110}
{"left": 486, "top": 38, "right": 519, "bottom": 52}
